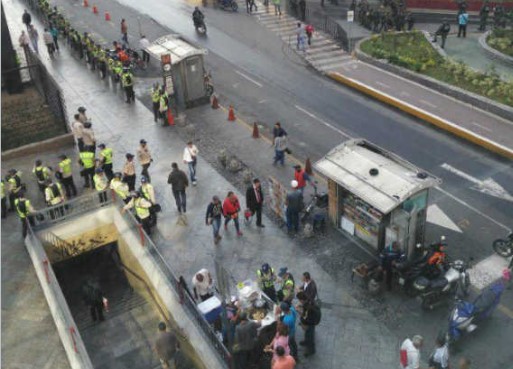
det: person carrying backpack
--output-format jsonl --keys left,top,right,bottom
{"left": 297, "top": 291, "right": 321, "bottom": 357}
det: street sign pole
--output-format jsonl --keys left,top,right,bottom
{"left": 347, "top": 10, "right": 354, "bottom": 52}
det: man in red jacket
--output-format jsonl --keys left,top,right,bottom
{"left": 293, "top": 165, "right": 312, "bottom": 194}
{"left": 223, "top": 191, "right": 243, "bottom": 236}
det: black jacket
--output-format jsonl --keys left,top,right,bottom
{"left": 246, "top": 185, "right": 263, "bottom": 210}
{"left": 167, "top": 169, "right": 189, "bottom": 191}
{"left": 22, "top": 12, "right": 31, "bottom": 25}
{"left": 205, "top": 202, "right": 223, "bottom": 223}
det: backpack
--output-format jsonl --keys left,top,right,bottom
{"left": 35, "top": 168, "right": 45, "bottom": 181}
{"left": 310, "top": 303, "right": 322, "bottom": 325}
{"left": 17, "top": 200, "right": 27, "bottom": 214}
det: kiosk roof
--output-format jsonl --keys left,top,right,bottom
{"left": 147, "top": 34, "right": 207, "bottom": 64}
{"left": 314, "top": 139, "right": 441, "bottom": 213}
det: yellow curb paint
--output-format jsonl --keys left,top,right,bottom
{"left": 327, "top": 72, "right": 513, "bottom": 161}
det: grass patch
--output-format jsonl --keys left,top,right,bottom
{"left": 360, "top": 31, "right": 513, "bottom": 107}
{"left": 487, "top": 28, "right": 513, "bottom": 57}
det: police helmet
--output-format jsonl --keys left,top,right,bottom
{"left": 141, "top": 176, "right": 147, "bottom": 183}
{"left": 261, "top": 263, "right": 270, "bottom": 273}
{"left": 95, "top": 168, "right": 104, "bottom": 174}
{"left": 78, "top": 106, "right": 86, "bottom": 113}
{"left": 113, "top": 172, "right": 123, "bottom": 179}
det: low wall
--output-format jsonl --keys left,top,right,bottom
{"left": 406, "top": 0, "right": 513, "bottom": 11}
{"left": 479, "top": 31, "right": 513, "bottom": 67}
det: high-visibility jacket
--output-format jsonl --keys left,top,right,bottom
{"left": 257, "top": 268, "right": 275, "bottom": 289}
{"left": 100, "top": 148, "right": 113, "bottom": 165}
{"left": 45, "top": 183, "right": 64, "bottom": 205}
{"left": 121, "top": 72, "right": 134, "bottom": 88}
{"left": 107, "top": 58, "right": 115, "bottom": 71}
{"left": 124, "top": 198, "right": 151, "bottom": 219}
{"left": 281, "top": 277, "right": 295, "bottom": 300}
{"left": 59, "top": 158, "right": 73, "bottom": 178}
{"left": 294, "top": 170, "right": 307, "bottom": 189}
{"left": 151, "top": 88, "right": 160, "bottom": 103}
{"left": 159, "top": 94, "right": 168, "bottom": 112}
{"left": 1, "top": 181, "right": 5, "bottom": 199}
{"left": 33, "top": 166, "right": 50, "bottom": 184}
{"left": 110, "top": 178, "right": 129, "bottom": 199}
{"left": 8, "top": 174, "right": 22, "bottom": 194}
{"left": 79, "top": 151, "right": 95, "bottom": 169}
{"left": 93, "top": 174, "right": 108, "bottom": 191}
{"left": 140, "top": 183, "right": 155, "bottom": 203}
{"left": 15, "top": 198, "right": 34, "bottom": 219}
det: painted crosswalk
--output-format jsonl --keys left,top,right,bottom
{"left": 243, "top": 1, "right": 352, "bottom": 73}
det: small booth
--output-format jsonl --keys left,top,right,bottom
{"left": 315, "top": 139, "right": 441, "bottom": 259}
{"left": 147, "top": 35, "right": 209, "bottom": 110}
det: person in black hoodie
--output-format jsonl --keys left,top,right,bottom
{"left": 206, "top": 195, "right": 223, "bottom": 244}
{"left": 297, "top": 291, "right": 321, "bottom": 357}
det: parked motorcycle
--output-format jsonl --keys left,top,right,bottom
{"left": 446, "top": 274, "right": 508, "bottom": 343}
{"left": 219, "top": 0, "right": 238, "bottom": 11}
{"left": 493, "top": 232, "right": 513, "bottom": 258}
{"left": 414, "top": 259, "right": 471, "bottom": 310}
{"left": 301, "top": 183, "right": 328, "bottom": 222}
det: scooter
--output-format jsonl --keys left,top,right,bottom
{"left": 219, "top": 0, "right": 238, "bottom": 11}
{"left": 414, "top": 259, "right": 471, "bottom": 310}
{"left": 446, "top": 276, "right": 507, "bottom": 343}
{"left": 493, "top": 232, "right": 513, "bottom": 258}
{"left": 194, "top": 18, "right": 207, "bottom": 35}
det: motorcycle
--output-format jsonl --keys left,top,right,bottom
{"left": 194, "top": 17, "right": 207, "bottom": 34}
{"left": 219, "top": 0, "right": 238, "bottom": 11}
{"left": 493, "top": 232, "right": 513, "bottom": 258}
{"left": 414, "top": 259, "right": 471, "bottom": 310}
{"left": 446, "top": 277, "right": 506, "bottom": 343}
{"left": 301, "top": 183, "right": 328, "bottom": 222}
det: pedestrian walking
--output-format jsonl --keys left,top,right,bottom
{"left": 305, "top": 24, "right": 314, "bottom": 45}
{"left": 183, "top": 141, "right": 198, "bottom": 186}
{"left": 121, "top": 18, "right": 129, "bottom": 45}
{"left": 19, "top": 31, "right": 30, "bottom": 49}
{"left": 140, "top": 176, "right": 158, "bottom": 226}
{"left": 257, "top": 263, "right": 277, "bottom": 301}
{"left": 479, "top": 1, "right": 490, "bottom": 31}
{"left": 296, "top": 23, "right": 306, "bottom": 52}
{"left": 14, "top": 192, "right": 36, "bottom": 238}
{"left": 98, "top": 144, "right": 114, "bottom": 181}
{"left": 7, "top": 169, "right": 23, "bottom": 212}
{"left": 139, "top": 35, "right": 151, "bottom": 63}
{"left": 50, "top": 24, "right": 59, "bottom": 51}
{"left": 298, "top": 272, "right": 317, "bottom": 303}
{"left": 1, "top": 181, "right": 7, "bottom": 219}
{"left": 428, "top": 336, "right": 449, "bottom": 369}
{"left": 32, "top": 159, "right": 51, "bottom": 194}
{"left": 159, "top": 88, "right": 169, "bottom": 124}
{"left": 432, "top": 21, "right": 451, "bottom": 49}
{"left": 154, "top": 322, "right": 178, "bottom": 369}
{"left": 82, "top": 279, "right": 105, "bottom": 322}
{"left": 246, "top": 0, "right": 258, "bottom": 13}
{"left": 297, "top": 292, "right": 320, "bottom": 357}
{"left": 246, "top": 178, "right": 264, "bottom": 227}
{"left": 123, "top": 153, "right": 136, "bottom": 191}
{"left": 93, "top": 168, "right": 109, "bottom": 203}
{"left": 222, "top": 191, "right": 243, "bottom": 236}
{"left": 122, "top": 191, "right": 153, "bottom": 235}
{"left": 71, "top": 113, "right": 85, "bottom": 151}
{"left": 273, "top": 0, "right": 282, "bottom": 16}
{"left": 111, "top": 172, "right": 132, "bottom": 204}
{"left": 285, "top": 180, "right": 303, "bottom": 233}
{"left": 43, "top": 28, "right": 55, "bottom": 56}
{"left": 121, "top": 68, "right": 135, "bottom": 103}
{"left": 234, "top": 312, "right": 260, "bottom": 369}
{"left": 273, "top": 132, "right": 288, "bottom": 166}
{"left": 192, "top": 268, "right": 214, "bottom": 302}
{"left": 167, "top": 162, "right": 188, "bottom": 214}
{"left": 28, "top": 24, "right": 39, "bottom": 53}
{"left": 22, "top": 9, "right": 32, "bottom": 31}
{"left": 400, "top": 335, "right": 424, "bottom": 369}
{"left": 79, "top": 150, "right": 95, "bottom": 188}
{"left": 278, "top": 302, "right": 298, "bottom": 360}
{"left": 82, "top": 121, "right": 96, "bottom": 152}
{"left": 58, "top": 154, "right": 77, "bottom": 198}
{"left": 137, "top": 139, "right": 153, "bottom": 182}
{"left": 151, "top": 83, "right": 161, "bottom": 122}
{"left": 271, "top": 346, "right": 296, "bottom": 369}
{"left": 293, "top": 165, "right": 313, "bottom": 194}
{"left": 458, "top": 10, "right": 468, "bottom": 37}
{"left": 206, "top": 195, "right": 223, "bottom": 244}
{"left": 273, "top": 122, "right": 287, "bottom": 144}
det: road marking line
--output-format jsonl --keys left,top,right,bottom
{"left": 375, "top": 81, "right": 390, "bottom": 89}
{"left": 471, "top": 121, "right": 492, "bottom": 132}
{"left": 399, "top": 91, "right": 410, "bottom": 97}
{"left": 258, "top": 99, "right": 267, "bottom": 104}
{"left": 419, "top": 99, "right": 438, "bottom": 109}
{"left": 235, "top": 70, "right": 263, "bottom": 88}
{"left": 294, "top": 105, "right": 351, "bottom": 138}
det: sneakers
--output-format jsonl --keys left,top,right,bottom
{"left": 237, "top": 231, "right": 243, "bottom": 237}
{"left": 214, "top": 235, "right": 222, "bottom": 244}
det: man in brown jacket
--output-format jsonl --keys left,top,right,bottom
{"left": 154, "top": 322, "right": 178, "bottom": 369}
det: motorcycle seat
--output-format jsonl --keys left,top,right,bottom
{"left": 430, "top": 277, "right": 449, "bottom": 289}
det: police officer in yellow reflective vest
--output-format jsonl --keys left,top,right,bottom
{"left": 98, "top": 144, "right": 114, "bottom": 181}
{"left": 151, "top": 83, "right": 161, "bottom": 122}
{"left": 110, "top": 172, "right": 131, "bottom": 204}
{"left": 93, "top": 168, "right": 109, "bottom": 203}
{"left": 159, "top": 88, "right": 169, "bottom": 124}
{"left": 121, "top": 68, "right": 135, "bottom": 104}
{"left": 45, "top": 179, "right": 65, "bottom": 219}
{"left": 33, "top": 159, "right": 51, "bottom": 194}
{"left": 140, "top": 176, "right": 157, "bottom": 225}
{"left": 79, "top": 150, "right": 95, "bottom": 188}
{"left": 58, "top": 154, "right": 77, "bottom": 198}
{"left": 7, "top": 169, "right": 23, "bottom": 212}
{"left": 1, "top": 180, "right": 7, "bottom": 219}
{"left": 122, "top": 191, "right": 153, "bottom": 236}
{"left": 257, "top": 263, "right": 277, "bottom": 302}
{"left": 15, "top": 192, "right": 36, "bottom": 238}
{"left": 277, "top": 267, "right": 295, "bottom": 303}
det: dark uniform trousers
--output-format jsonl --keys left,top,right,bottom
{"left": 61, "top": 177, "right": 77, "bottom": 197}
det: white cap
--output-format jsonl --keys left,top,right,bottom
{"left": 291, "top": 180, "right": 298, "bottom": 188}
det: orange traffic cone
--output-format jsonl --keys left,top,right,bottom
{"left": 252, "top": 122, "right": 259, "bottom": 138}
{"left": 105, "top": 11, "right": 111, "bottom": 21}
{"left": 167, "top": 109, "right": 175, "bottom": 126}
{"left": 83, "top": 0, "right": 89, "bottom": 7}
{"left": 227, "top": 105, "right": 235, "bottom": 121}
{"left": 92, "top": 5, "right": 98, "bottom": 14}
{"left": 305, "top": 158, "right": 313, "bottom": 175}
{"left": 211, "top": 94, "right": 219, "bottom": 109}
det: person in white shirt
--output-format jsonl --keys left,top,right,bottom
{"left": 71, "top": 113, "right": 85, "bottom": 151}
{"left": 192, "top": 268, "right": 213, "bottom": 302}
{"left": 429, "top": 336, "right": 449, "bottom": 369}
{"left": 183, "top": 141, "right": 199, "bottom": 186}
{"left": 139, "top": 35, "right": 151, "bottom": 63}
{"left": 400, "top": 335, "right": 424, "bottom": 369}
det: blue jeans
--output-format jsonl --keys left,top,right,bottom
{"left": 274, "top": 149, "right": 285, "bottom": 165}
{"left": 188, "top": 160, "right": 197, "bottom": 182}
{"left": 225, "top": 216, "right": 240, "bottom": 232}
{"left": 286, "top": 208, "right": 299, "bottom": 232}
{"left": 212, "top": 216, "right": 221, "bottom": 238}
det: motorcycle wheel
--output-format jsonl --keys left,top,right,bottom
{"left": 493, "top": 238, "right": 513, "bottom": 257}
{"left": 231, "top": 1, "right": 238, "bottom": 11}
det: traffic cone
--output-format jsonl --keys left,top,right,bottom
{"left": 83, "top": 0, "right": 89, "bottom": 7}
{"left": 167, "top": 109, "right": 175, "bottom": 126}
{"left": 252, "top": 122, "right": 259, "bottom": 138}
{"left": 305, "top": 158, "right": 313, "bottom": 175}
{"left": 211, "top": 94, "right": 219, "bottom": 109}
{"left": 227, "top": 105, "right": 235, "bottom": 121}
{"left": 105, "top": 11, "right": 111, "bottom": 21}
{"left": 92, "top": 5, "right": 98, "bottom": 14}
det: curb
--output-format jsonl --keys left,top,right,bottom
{"left": 478, "top": 31, "right": 513, "bottom": 67}
{"left": 327, "top": 71, "right": 513, "bottom": 160}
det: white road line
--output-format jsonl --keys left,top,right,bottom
{"left": 294, "top": 105, "right": 351, "bottom": 138}
{"left": 375, "top": 81, "right": 390, "bottom": 89}
{"left": 471, "top": 121, "right": 493, "bottom": 132}
{"left": 435, "top": 186, "right": 511, "bottom": 231}
{"left": 419, "top": 99, "right": 438, "bottom": 109}
{"left": 235, "top": 70, "right": 263, "bottom": 88}
{"left": 399, "top": 91, "right": 410, "bottom": 97}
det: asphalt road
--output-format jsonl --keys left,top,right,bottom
{"left": 15, "top": 0, "right": 513, "bottom": 366}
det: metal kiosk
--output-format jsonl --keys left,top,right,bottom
{"left": 147, "top": 35, "right": 209, "bottom": 110}
{"left": 315, "top": 139, "right": 441, "bottom": 259}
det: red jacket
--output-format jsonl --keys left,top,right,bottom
{"left": 223, "top": 196, "right": 240, "bottom": 217}
{"left": 295, "top": 170, "right": 307, "bottom": 188}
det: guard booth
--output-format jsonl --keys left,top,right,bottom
{"left": 315, "top": 139, "right": 441, "bottom": 259}
{"left": 147, "top": 35, "right": 209, "bottom": 110}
